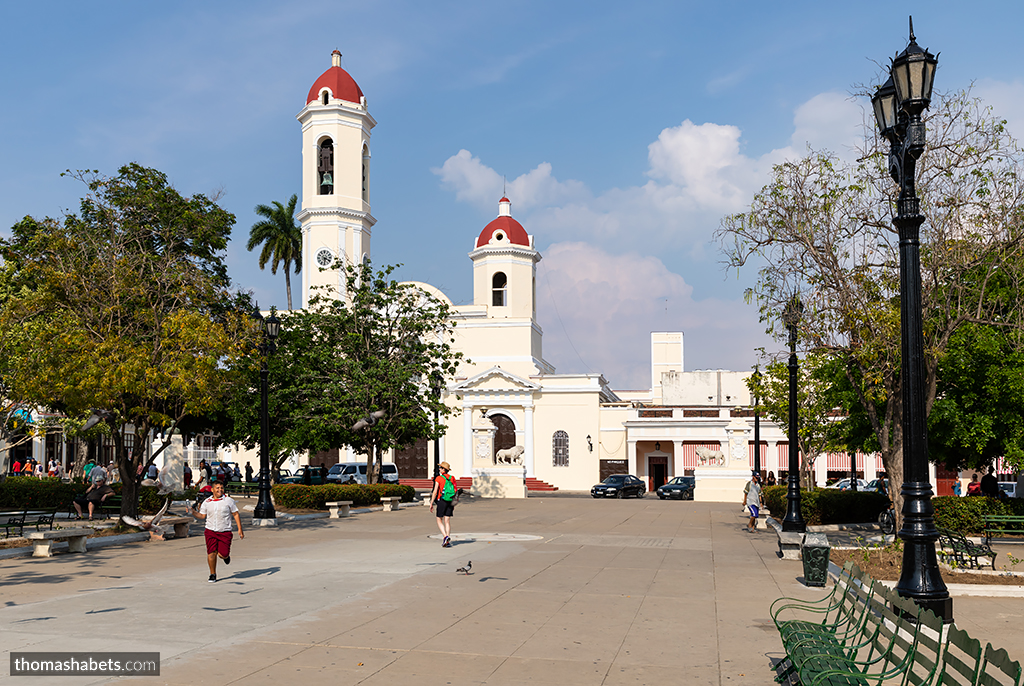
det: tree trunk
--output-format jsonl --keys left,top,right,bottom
{"left": 366, "top": 444, "right": 380, "bottom": 484}
{"left": 73, "top": 440, "right": 89, "bottom": 480}
{"left": 285, "top": 269, "right": 293, "bottom": 311}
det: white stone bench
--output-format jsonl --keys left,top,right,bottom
{"left": 27, "top": 528, "right": 93, "bottom": 557}
{"left": 325, "top": 501, "right": 353, "bottom": 518}
{"left": 158, "top": 517, "right": 192, "bottom": 539}
{"left": 380, "top": 496, "right": 402, "bottom": 512}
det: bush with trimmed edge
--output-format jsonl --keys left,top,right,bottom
{"left": 271, "top": 483, "right": 416, "bottom": 510}
{"left": 0, "top": 476, "right": 194, "bottom": 514}
{"left": 933, "top": 495, "right": 1024, "bottom": 534}
{"left": 762, "top": 484, "right": 889, "bottom": 526}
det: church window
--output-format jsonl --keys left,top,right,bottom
{"left": 492, "top": 272, "right": 507, "bottom": 307}
{"left": 553, "top": 431, "right": 569, "bottom": 467}
{"left": 321, "top": 90, "right": 329, "bottom": 105}
{"left": 362, "top": 144, "right": 370, "bottom": 203}
{"left": 318, "top": 139, "right": 334, "bottom": 195}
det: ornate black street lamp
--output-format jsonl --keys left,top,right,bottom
{"left": 781, "top": 295, "right": 805, "bottom": 533}
{"left": 751, "top": 366, "right": 762, "bottom": 476}
{"left": 253, "top": 311, "right": 280, "bottom": 524}
{"left": 850, "top": 450, "right": 858, "bottom": 492}
{"left": 869, "top": 18, "right": 951, "bottom": 622}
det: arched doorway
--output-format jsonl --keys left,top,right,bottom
{"left": 490, "top": 414, "right": 516, "bottom": 461}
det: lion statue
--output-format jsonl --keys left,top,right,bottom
{"left": 495, "top": 445, "right": 525, "bottom": 465}
{"left": 695, "top": 446, "right": 726, "bottom": 467}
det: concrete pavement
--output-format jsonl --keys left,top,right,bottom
{"left": 2, "top": 494, "right": 1022, "bottom": 685}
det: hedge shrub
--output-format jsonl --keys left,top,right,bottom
{"left": 933, "top": 495, "right": 1024, "bottom": 534}
{"left": 271, "top": 483, "right": 416, "bottom": 510}
{"left": 762, "top": 485, "right": 889, "bottom": 526}
{"left": 0, "top": 476, "right": 194, "bottom": 514}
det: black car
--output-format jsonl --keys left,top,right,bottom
{"left": 591, "top": 474, "right": 645, "bottom": 498}
{"left": 656, "top": 476, "right": 695, "bottom": 500}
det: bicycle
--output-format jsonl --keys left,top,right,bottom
{"left": 878, "top": 505, "right": 896, "bottom": 536}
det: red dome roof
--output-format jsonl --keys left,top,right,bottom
{"left": 306, "top": 58, "right": 364, "bottom": 105}
{"left": 476, "top": 215, "right": 529, "bottom": 248}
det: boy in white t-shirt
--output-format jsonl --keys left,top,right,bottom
{"left": 190, "top": 481, "right": 244, "bottom": 582}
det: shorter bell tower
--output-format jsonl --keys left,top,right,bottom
{"left": 467, "top": 197, "right": 547, "bottom": 376}
{"left": 296, "top": 50, "right": 376, "bottom": 307}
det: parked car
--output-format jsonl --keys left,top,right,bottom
{"left": 656, "top": 476, "right": 695, "bottom": 500}
{"left": 865, "top": 479, "right": 889, "bottom": 496}
{"left": 827, "top": 478, "right": 869, "bottom": 491}
{"left": 998, "top": 482, "right": 1017, "bottom": 498}
{"left": 325, "top": 462, "right": 399, "bottom": 485}
{"left": 278, "top": 466, "right": 324, "bottom": 485}
{"left": 591, "top": 474, "right": 645, "bottom": 498}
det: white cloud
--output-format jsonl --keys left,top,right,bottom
{"left": 537, "top": 243, "right": 771, "bottom": 389}
{"left": 432, "top": 150, "right": 588, "bottom": 212}
{"left": 435, "top": 92, "right": 861, "bottom": 382}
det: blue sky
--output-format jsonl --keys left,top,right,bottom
{"left": 3, "top": 1, "right": 1024, "bottom": 389}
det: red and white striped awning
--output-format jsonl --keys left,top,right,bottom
{"left": 825, "top": 451, "right": 868, "bottom": 471}
{"left": 680, "top": 441, "right": 723, "bottom": 468}
{"left": 748, "top": 442, "right": 767, "bottom": 469}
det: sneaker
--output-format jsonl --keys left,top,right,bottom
{"left": 223, "top": 555, "right": 230, "bottom": 566}
{"left": 208, "top": 574, "right": 217, "bottom": 583}
{"left": 442, "top": 536, "right": 451, "bottom": 548}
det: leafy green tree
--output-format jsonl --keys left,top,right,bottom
{"left": 224, "top": 261, "right": 463, "bottom": 483}
{"left": 747, "top": 352, "right": 850, "bottom": 487}
{"left": 929, "top": 323, "right": 1024, "bottom": 472}
{"left": 0, "top": 164, "right": 256, "bottom": 516}
{"left": 718, "top": 89, "right": 1024, "bottom": 517}
{"left": 247, "top": 195, "right": 302, "bottom": 310}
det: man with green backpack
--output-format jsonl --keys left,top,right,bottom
{"left": 430, "top": 462, "right": 459, "bottom": 547}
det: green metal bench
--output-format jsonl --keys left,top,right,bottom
{"left": 982, "top": 514, "right": 1024, "bottom": 547}
{"left": 771, "top": 563, "right": 1022, "bottom": 685}
{"left": 1, "top": 510, "right": 28, "bottom": 538}
{"left": 937, "top": 527, "right": 997, "bottom": 570}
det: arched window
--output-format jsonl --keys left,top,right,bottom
{"left": 318, "top": 139, "right": 334, "bottom": 195}
{"left": 492, "top": 272, "right": 507, "bottom": 307}
{"left": 553, "top": 431, "right": 569, "bottom": 467}
{"left": 321, "top": 90, "right": 329, "bottom": 106}
{"left": 362, "top": 144, "right": 370, "bottom": 203}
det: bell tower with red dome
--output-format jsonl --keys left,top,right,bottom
{"left": 296, "top": 50, "right": 376, "bottom": 307}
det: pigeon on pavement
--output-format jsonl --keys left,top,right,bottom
{"left": 456, "top": 561, "right": 472, "bottom": 575}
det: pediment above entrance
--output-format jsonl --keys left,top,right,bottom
{"left": 453, "top": 366, "right": 540, "bottom": 393}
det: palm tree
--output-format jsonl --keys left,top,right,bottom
{"left": 247, "top": 195, "right": 302, "bottom": 310}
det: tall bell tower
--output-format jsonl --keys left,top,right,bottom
{"left": 296, "top": 50, "right": 376, "bottom": 307}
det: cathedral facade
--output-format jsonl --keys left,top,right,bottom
{"left": 291, "top": 54, "right": 892, "bottom": 495}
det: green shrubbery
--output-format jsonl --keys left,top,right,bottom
{"left": 762, "top": 485, "right": 890, "bottom": 525}
{"left": 271, "top": 483, "right": 416, "bottom": 510}
{"left": 933, "top": 495, "right": 1024, "bottom": 534}
{"left": 0, "top": 476, "right": 194, "bottom": 514}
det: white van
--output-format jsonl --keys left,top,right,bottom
{"left": 326, "top": 462, "right": 399, "bottom": 485}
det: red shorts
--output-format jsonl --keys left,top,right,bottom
{"left": 204, "top": 529, "right": 232, "bottom": 556}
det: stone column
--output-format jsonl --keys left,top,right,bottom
{"left": 524, "top": 404, "right": 535, "bottom": 477}
{"left": 462, "top": 405, "right": 473, "bottom": 478}
{"left": 627, "top": 440, "right": 637, "bottom": 476}
{"left": 673, "top": 441, "right": 683, "bottom": 478}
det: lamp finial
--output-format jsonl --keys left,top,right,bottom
{"left": 909, "top": 16, "right": 915, "bottom": 43}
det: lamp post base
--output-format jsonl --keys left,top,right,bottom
{"left": 252, "top": 518, "right": 277, "bottom": 527}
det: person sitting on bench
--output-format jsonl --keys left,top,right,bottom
{"left": 73, "top": 479, "right": 115, "bottom": 520}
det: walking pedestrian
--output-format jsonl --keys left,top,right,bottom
{"left": 743, "top": 471, "right": 763, "bottom": 533}
{"left": 430, "top": 461, "right": 459, "bottom": 547}
{"left": 189, "top": 480, "right": 243, "bottom": 583}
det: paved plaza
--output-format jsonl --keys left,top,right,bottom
{"left": 2, "top": 494, "right": 1023, "bottom": 685}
